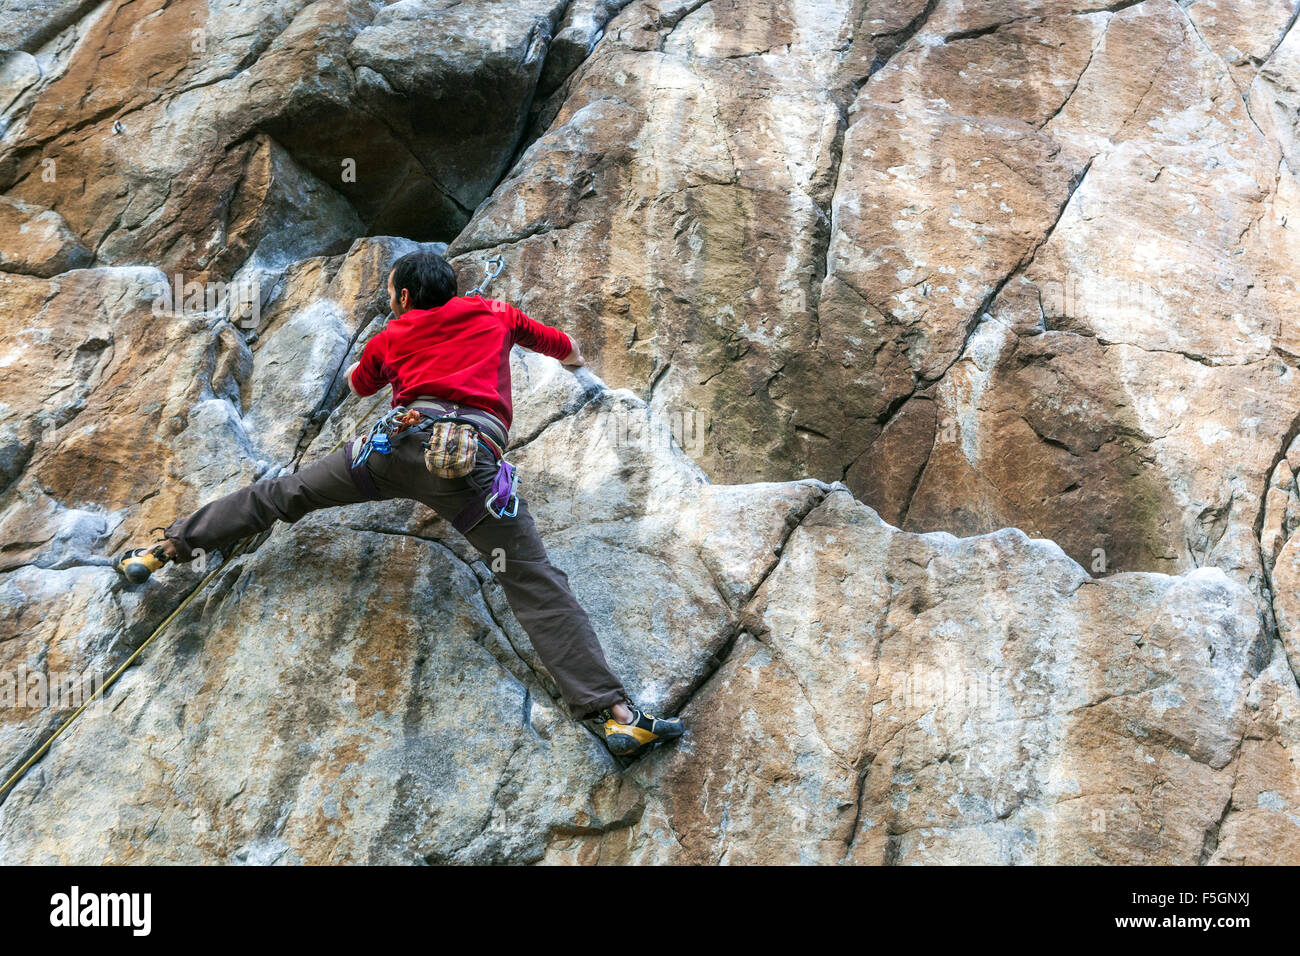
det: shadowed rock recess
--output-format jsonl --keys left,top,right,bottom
{"left": 0, "top": 0, "right": 1298, "bottom": 864}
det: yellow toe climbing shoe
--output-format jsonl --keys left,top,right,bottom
{"left": 115, "top": 544, "right": 170, "bottom": 584}
{"left": 598, "top": 703, "right": 685, "bottom": 757}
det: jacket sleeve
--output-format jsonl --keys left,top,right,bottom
{"left": 506, "top": 302, "right": 573, "bottom": 360}
{"left": 350, "top": 331, "right": 390, "bottom": 396}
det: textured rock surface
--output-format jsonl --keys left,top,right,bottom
{"left": 1, "top": 0, "right": 1299, "bottom": 864}
{"left": 0, "top": 0, "right": 583, "bottom": 270}
{"left": 0, "top": 195, "right": 90, "bottom": 276}
{"left": 453, "top": 0, "right": 1300, "bottom": 584}
{"left": 4, "top": 354, "right": 1297, "bottom": 864}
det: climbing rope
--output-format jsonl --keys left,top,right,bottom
{"left": 0, "top": 536, "right": 255, "bottom": 801}
{"left": 0, "top": 255, "right": 506, "bottom": 801}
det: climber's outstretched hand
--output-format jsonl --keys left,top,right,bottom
{"left": 562, "top": 340, "right": 586, "bottom": 368}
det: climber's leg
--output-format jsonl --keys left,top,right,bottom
{"left": 463, "top": 495, "right": 631, "bottom": 720}
{"left": 364, "top": 435, "right": 685, "bottom": 753}
{"left": 366, "top": 439, "right": 626, "bottom": 718}
{"left": 454, "top": 492, "right": 631, "bottom": 718}
{"left": 127, "top": 445, "right": 374, "bottom": 577}
{"left": 458, "top": 499, "right": 684, "bottom": 753}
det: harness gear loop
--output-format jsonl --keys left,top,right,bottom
{"left": 349, "top": 400, "right": 520, "bottom": 532}
{"left": 352, "top": 404, "right": 428, "bottom": 468}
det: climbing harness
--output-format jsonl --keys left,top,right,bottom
{"left": 0, "top": 254, "right": 520, "bottom": 803}
{"left": 406, "top": 393, "right": 519, "bottom": 529}
{"left": 347, "top": 399, "right": 520, "bottom": 533}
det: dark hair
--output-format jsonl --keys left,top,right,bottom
{"left": 391, "top": 251, "right": 457, "bottom": 310}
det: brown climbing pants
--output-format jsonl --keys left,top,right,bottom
{"left": 162, "top": 423, "right": 630, "bottom": 720}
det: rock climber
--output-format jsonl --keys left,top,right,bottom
{"left": 115, "top": 250, "right": 685, "bottom": 759}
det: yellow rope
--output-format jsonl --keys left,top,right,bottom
{"left": 0, "top": 391, "right": 390, "bottom": 800}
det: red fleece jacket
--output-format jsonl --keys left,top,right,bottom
{"left": 349, "top": 295, "right": 573, "bottom": 431}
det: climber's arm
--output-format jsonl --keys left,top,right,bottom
{"left": 509, "top": 303, "right": 584, "bottom": 367}
{"left": 347, "top": 333, "right": 389, "bottom": 396}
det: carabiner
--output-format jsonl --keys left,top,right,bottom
{"left": 466, "top": 255, "right": 506, "bottom": 297}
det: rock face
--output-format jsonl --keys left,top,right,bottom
{"left": 0, "top": 0, "right": 590, "bottom": 269}
{"left": 452, "top": 0, "right": 1300, "bottom": 585}
{"left": 1, "top": 0, "right": 1298, "bottom": 865}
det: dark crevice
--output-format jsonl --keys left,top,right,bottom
{"left": 646, "top": 357, "right": 672, "bottom": 403}
{"left": 942, "top": 0, "right": 1151, "bottom": 44}
{"left": 490, "top": 0, "right": 636, "bottom": 203}
{"left": 866, "top": 0, "right": 942, "bottom": 78}
{"left": 671, "top": 484, "right": 830, "bottom": 716}
{"left": 1198, "top": 790, "right": 1232, "bottom": 865}
{"left": 897, "top": 428, "right": 934, "bottom": 528}
{"left": 839, "top": 756, "right": 872, "bottom": 858}
{"left": 1039, "top": 13, "right": 1109, "bottom": 130}
{"left": 1261, "top": 0, "right": 1300, "bottom": 69}
{"left": 934, "top": 155, "right": 1094, "bottom": 387}
{"left": 794, "top": 423, "right": 832, "bottom": 442}
{"left": 1021, "top": 415, "right": 1083, "bottom": 458}
{"left": 840, "top": 153, "right": 1092, "bottom": 494}
{"left": 447, "top": 215, "right": 584, "bottom": 260}
{"left": 657, "top": 0, "right": 714, "bottom": 52}
{"left": 1197, "top": 728, "right": 1247, "bottom": 864}
{"left": 883, "top": 832, "right": 902, "bottom": 865}
{"left": 543, "top": 793, "right": 647, "bottom": 841}
{"left": 1254, "top": 407, "right": 1300, "bottom": 690}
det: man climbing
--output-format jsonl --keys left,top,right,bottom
{"left": 115, "top": 250, "right": 684, "bottom": 759}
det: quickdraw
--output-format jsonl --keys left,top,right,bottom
{"left": 484, "top": 460, "right": 519, "bottom": 519}
{"left": 466, "top": 255, "right": 504, "bottom": 297}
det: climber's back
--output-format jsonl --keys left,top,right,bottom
{"left": 349, "top": 281, "right": 575, "bottom": 434}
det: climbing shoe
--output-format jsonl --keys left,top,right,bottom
{"left": 114, "top": 544, "right": 171, "bottom": 584}
{"left": 597, "top": 703, "right": 685, "bottom": 757}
